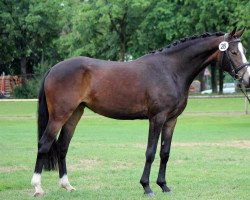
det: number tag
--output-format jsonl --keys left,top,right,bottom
{"left": 219, "top": 41, "right": 229, "bottom": 51}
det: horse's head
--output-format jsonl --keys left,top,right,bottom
{"left": 218, "top": 27, "right": 250, "bottom": 88}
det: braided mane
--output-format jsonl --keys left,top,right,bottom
{"left": 150, "top": 32, "right": 225, "bottom": 54}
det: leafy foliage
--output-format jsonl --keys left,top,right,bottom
{"left": 1, "top": 0, "right": 250, "bottom": 96}
{"left": 13, "top": 61, "right": 51, "bottom": 98}
{"left": 0, "top": 0, "right": 61, "bottom": 74}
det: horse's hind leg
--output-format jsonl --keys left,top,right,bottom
{"left": 32, "top": 102, "right": 81, "bottom": 196}
{"left": 58, "top": 104, "right": 84, "bottom": 192}
{"left": 31, "top": 120, "right": 63, "bottom": 196}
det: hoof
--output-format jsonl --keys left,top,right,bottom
{"left": 162, "top": 185, "right": 171, "bottom": 193}
{"left": 59, "top": 175, "right": 76, "bottom": 192}
{"left": 61, "top": 184, "right": 76, "bottom": 192}
{"left": 157, "top": 181, "right": 171, "bottom": 193}
{"left": 33, "top": 191, "right": 45, "bottom": 197}
{"left": 66, "top": 186, "right": 76, "bottom": 193}
{"left": 32, "top": 185, "right": 44, "bottom": 197}
{"left": 145, "top": 192, "right": 154, "bottom": 197}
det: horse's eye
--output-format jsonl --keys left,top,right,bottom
{"left": 231, "top": 51, "right": 237, "bottom": 55}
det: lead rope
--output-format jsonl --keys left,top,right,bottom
{"left": 238, "top": 82, "right": 250, "bottom": 103}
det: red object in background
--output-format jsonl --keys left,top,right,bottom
{"left": 1, "top": 72, "right": 5, "bottom": 94}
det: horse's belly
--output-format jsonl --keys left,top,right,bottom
{"left": 91, "top": 109, "right": 148, "bottom": 120}
{"left": 85, "top": 100, "right": 148, "bottom": 120}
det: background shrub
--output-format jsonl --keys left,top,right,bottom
{"left": 13, "top": 62, "right": 51, "bottom": 98}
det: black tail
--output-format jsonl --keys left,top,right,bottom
{"left": 37, "top": 70, "right": 58, "bottom": 171}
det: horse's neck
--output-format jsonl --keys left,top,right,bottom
{"left": 166, "top": 36, "right": 222, "bottom": 88}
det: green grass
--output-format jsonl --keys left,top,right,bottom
{"left": 0, "top": 98, "right": 250, "bottom": 200}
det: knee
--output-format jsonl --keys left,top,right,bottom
{"left": 146, "top": 150, "right": 156, "bottom": 163}
{"left": 160, "top": 151, "right": 170, "bottom": 162}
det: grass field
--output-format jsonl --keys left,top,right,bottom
{"left": 0, "top": 98, "right": 249, "bottom": 200}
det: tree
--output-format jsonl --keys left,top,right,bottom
{"left": 105, "top": 0, "right": 148, "bottom": 61}
{"left": 232, "top": 0, "right": 250, "bottom": 59}
{"left": 0, "top": 0, "right": 61, "bottom": 79}
{"left": 1, "top": 0, "right": 249, "bottom": 86}
{"left": 192, "top": 0, "right": 249, "bottom": 93}
{"left": 131, "top": 1, "right": 181, "bottom": 57}
{"left": 56, "top": 0, "right": 152, "bottom": 61}
{"left": 20, "top": 0, "right": 249, "bottom": 64}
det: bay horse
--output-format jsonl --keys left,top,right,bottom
{"left": 31, "top": 28, "right": 250, "bottom": 197}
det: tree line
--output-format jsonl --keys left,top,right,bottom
{"left": 0, "top": 0, "right": 249, "bottom": 94}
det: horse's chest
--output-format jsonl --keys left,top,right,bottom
{"left": 168, "top": 96, "right": 188, "bottom": 118}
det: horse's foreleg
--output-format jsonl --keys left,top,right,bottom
{"left": 58, "top": 104, "right": 84, "bottom": 192}
{"left": 31, "top": 120, "right": 63, "bottom": 196}
{"left": 140, "top": 113, "right": 166, "bottom": 197}
{"left": 156, "top": 118, "right": 177, "bottom": 193}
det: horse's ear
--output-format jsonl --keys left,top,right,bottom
{"left": 235, "top": 27, "right": 245, "bottom": 38}
{"left": 228, "top": 27, "right": 237, "bottom": 39}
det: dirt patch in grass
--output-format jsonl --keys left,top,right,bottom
{"left": 171, "top": 159, "right": 186, "bottom": 164}
{"left": 133, "top": 140, "right": 250, "bottom": 149}
{"left": 0, "top": 115, "right": 36, "bottom": 120}
{"left": 69, "top": 159, "right": 101, "bottom": 171}
{"left": 111, "top": 161, "right": 132, "bottom": 170}
{"left": 183, "top": 111, "right": 245, "bottom": 116}
{"left": 173, "top": 140, "right": 250, "bottom": 149}
{"left": 0, "top": 166, "right": 28, "bottom": 173}
{"left": 133, "top": 143, "right": 146, "bottom": 149}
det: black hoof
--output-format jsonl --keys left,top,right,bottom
{"left": 157, "top": 181, "right": 171, "bottom": 193}
{"left": 142, "top": 185, "right": 154, "bottom": 197}
{"left": 162, "top": 185, "right": 171, "bottom": 193}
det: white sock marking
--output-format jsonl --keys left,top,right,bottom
{"left": 60, "top": 174, "right": 70, "bottom": 186}
{"left": 31, "top": 173, "right": 44, "bottom": 195}
{"left": 59, "top": 174, "right": 76, "bottom": 192}
{"left": 31, "top": 173, "right": 41, "bottom": 186}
